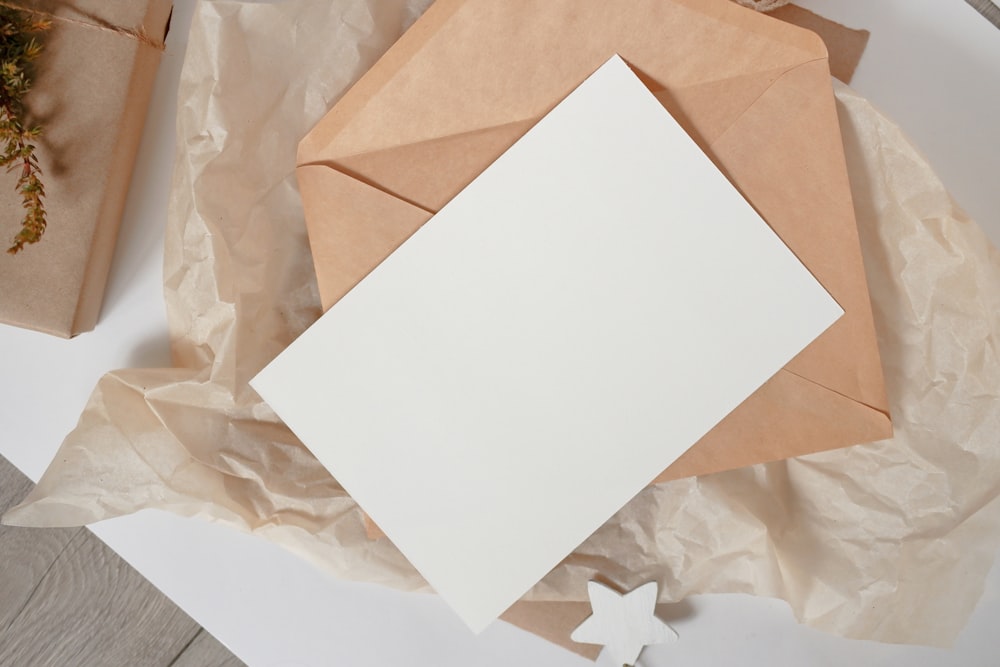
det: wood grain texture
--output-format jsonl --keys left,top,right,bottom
{"left": 0, "top": 456, "right": 243, "bottom": 666}
{"left": 0, "top": 519, "right": 79, "bottom": 634}
{"left": 0, "top": 458, "right": 34, "bottom": 512}
{"left": 0, "top": 526, "right": 199, "bottom": 666}
{"left": 0, "top": 457, "right": 81, "bottom": 634}
{"left": 171, "top": 629, "right": 246, "bottom": 667}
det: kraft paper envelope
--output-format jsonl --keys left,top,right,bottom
{"left": 295, "top": 0, "right": 891, "bottom": 486}
{"left": 256, "top": 54, "right": 845, "bottom": 633}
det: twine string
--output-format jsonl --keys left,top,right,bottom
{"left": 0, "top": 0, "right": 165, "bottom": 51}
{"left": 732, "top": 0, "right": 794, "bottom": 11}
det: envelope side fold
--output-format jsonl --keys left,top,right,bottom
{"left": 709, "top": 58, "right": 889, "bottom": 414}
{"left": 649, "top": 65, "right": 794, "bottom": 149}
{"left": 653, "top": 369, "right": 891, "bottom": 483}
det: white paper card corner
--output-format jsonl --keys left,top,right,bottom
{"left": 251, "top": 54, "right": 843, "bottom": 633}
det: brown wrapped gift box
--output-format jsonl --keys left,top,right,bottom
{"left": 0, "top": 0, "right": 172, "bottom": 337}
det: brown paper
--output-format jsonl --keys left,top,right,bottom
{"left": 352, "top": 1, "right": 872, "bottom": 547}
{"left": 728, "top": 0, "right": 873, "bottom": 84}
{"left": 770, "top": 5, "right": 869, "bottom": 84}
{"left": 6, "top": 0, "right": 1000, "bottom": 659}
{"left": 297, "top": 0, "right": 891, "bottom": 486}
{"left": 0, "top": 0, "right": 172, "bottom": 338}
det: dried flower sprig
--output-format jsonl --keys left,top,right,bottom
{"left": 0, "top": 7, "right": 50, "bottom": 254}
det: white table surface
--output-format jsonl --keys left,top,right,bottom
{"left": 1, "top": 1, "right": 998, "bottom": 665}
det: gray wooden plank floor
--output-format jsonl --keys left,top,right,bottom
{"left": 0, "top": 455, "right": 245, "bottom": 667}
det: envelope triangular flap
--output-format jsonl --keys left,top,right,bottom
{"left": 298, "top": 164, "right": 433, "bottom": 310}
{"left": 295, "top": 0, "right": 892, "bottom": 481}
{"left": 312, "top": 65, "right": 794, "bottom": 217}
{"left": 300, "top": 0, "right": 827, "bottom": 164}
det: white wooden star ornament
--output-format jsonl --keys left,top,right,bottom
{"left": 570, "top": 581, "right": 678, "bottom": 666}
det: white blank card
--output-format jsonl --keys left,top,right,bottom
{"left": 252, "top": 55, "right": 843, "bottom": 632}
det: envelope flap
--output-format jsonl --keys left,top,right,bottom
{"left": 299, "top": 0, "right": 827, "bottom": 164}
{"left": 328, "top": 120, "right": 538, "bottom": 212}
{"left": 327, "top": 65, "right": 793, "bottom": 213}
{"left": 298, "top": 62, "right": 799, "bottom": 309}
{"left": 297, "top": 164, "right": 432, "bottom": 310}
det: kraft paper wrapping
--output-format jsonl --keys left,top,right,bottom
{"left": 0, "top": 0, "right": 172, "bottom": 337}
{"left": 5, "top": 0, "right": 1000, "bottom": 655}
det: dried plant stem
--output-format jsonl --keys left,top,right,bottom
{"left": 0, "top": 7, "right": 49, "bottom": 254}
{"left": 0, "top": 0, "right": 164, "bottom": 50}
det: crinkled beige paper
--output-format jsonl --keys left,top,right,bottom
{"left": 6, "top": 0, "right": 1000, "bottom": 649}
